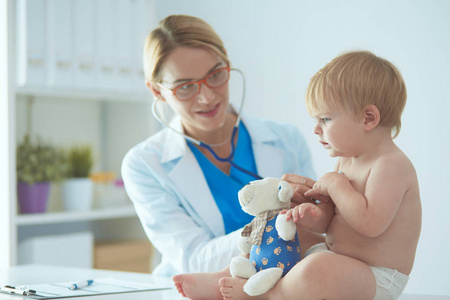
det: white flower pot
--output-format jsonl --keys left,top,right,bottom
{"left": 62, "top": 178, "right": 94, "bottom": 211}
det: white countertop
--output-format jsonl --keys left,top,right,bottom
{"left": 0, "top": 264, "right": 447, "bottom": 300}
{"left": 0, "top": 264, "right": 183, "bottom": 300}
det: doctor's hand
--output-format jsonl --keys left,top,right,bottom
{"left": 304, "top": 171, "right": 345, "bottom": 202}
{"left": 281, "top": 173, "right": 320, "bottom": 207}
{"left": 281, "top": 173, "right": 332, "bottom": 207}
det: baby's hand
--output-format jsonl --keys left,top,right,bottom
{"left": 281, "top": 203, "right": 321, "bottom": 225}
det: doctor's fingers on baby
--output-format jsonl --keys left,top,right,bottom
{"left": 281, "top": 173, "right": 317, "bottom": 206}
{"left": 304, "top": 188, "right": 332, "bottom": 204}
{"left": 305, "top": 171, "right": 346, "bottom": 199}
{"left": 304, "top": 180, "right": 334, "bottom": 202}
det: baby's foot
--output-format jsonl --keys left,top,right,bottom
{"left": 219, "top": 277, "right": 261, "bottom": 300}
{"left": 172, "top": 272, "right": 223, "bottom": 300}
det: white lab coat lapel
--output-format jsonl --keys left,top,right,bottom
{"left": 161, "top": 118, "right": 225, "bottom": 238}
{"left": 159, "top": 115, "right": 284, "bottom": 238}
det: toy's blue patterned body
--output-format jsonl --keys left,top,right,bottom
{"left": 249, "top": 215, "right": 301, "bottom": 276}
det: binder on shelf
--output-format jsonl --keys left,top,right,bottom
{"left": 133, "top": 0, "right": 156, "bottom": 93}
{"left": 16, "top": 0, "right": 47, "bottom": 87}
{"left": 96, "top": 0, "right": 118, "bottom": 90}
{"left": 73, "top": 0, "right": 96, "bottom": 89}
{"left": 115, "top": 0, "right": 133, "bottom": 91}
{"left": 47, "top": 0, "right": 73, "bottom": 88}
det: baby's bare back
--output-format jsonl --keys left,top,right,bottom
{"left": 327, "top": 151, "right": 421, "bottom": 275}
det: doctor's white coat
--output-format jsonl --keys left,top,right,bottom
{"left": 121, "top": 114, "right": 315, "bottom": 276}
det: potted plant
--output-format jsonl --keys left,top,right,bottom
{"left": 62, "top": 145, "right": 94, "bottom": 211}
{"left": 16, "top": 134, "right": 67, "bottom": 214}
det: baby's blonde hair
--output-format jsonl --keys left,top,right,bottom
{"left": 143, "top": 15, "right": 230, "bottom": 84}
{"left": 306, "top": 50, "right": 407, "bottom": 138}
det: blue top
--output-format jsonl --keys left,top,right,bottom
{"left": 188, "top": 121, "right": 256, "bottom": 233}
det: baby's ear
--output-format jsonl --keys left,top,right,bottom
{"left": 363, "top": 104, "right": 380, "bottom": 131}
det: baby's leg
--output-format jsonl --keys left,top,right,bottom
{"left": 172, "top": 267, "right": 230, "bottom": 300}
{"left": 272, "top": 252, "right": 376, "bottom": 300}
{"left": 219, "top": 252, "right": 377, "bottom": 300}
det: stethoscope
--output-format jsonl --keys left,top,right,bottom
{"left": 151, "top": 68, "right": 262, "bottom": 180}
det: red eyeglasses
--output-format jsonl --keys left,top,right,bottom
{"left": 158, "top": 66, "right": 231, "bottom": 101}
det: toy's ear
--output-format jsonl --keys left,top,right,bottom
{"left": 278, "top": 181, "right": 293, "bottom": 203}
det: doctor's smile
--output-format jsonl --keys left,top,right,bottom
{"left": 197, "top": 103, "right": 221, "bottom": 118}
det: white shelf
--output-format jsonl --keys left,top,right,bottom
{"left": 16, "top": 205, "right": 137, "bottom": 226}
{"left": 16, "top": 86, "right": 149, "bottom": 103}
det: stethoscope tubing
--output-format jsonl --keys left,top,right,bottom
{"left": 198, "top": 127, "right": 262, "bottom": 179}
{"left": 151, "top": 68, "right": 262, "bottom": 180}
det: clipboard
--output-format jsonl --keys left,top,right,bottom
{"left": 1, "top": 277, "right": 172, "bottom": 299}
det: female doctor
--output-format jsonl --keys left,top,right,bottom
{"left": 121, "top": 15, "right": 318, "bottom": 277}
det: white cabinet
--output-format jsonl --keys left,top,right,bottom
{"left": 12, "top": 0, "right": 158, "bottom": 268}
{"left": 18, "top": 231, "right": 94, "bottom": 268}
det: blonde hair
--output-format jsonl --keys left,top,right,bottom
{"left": 306, "top": 50, "right": 407, "bottom": 138}
{"left": 143, "top": 15, "right": 230, "bottom": 84}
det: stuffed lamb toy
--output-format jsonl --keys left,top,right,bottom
{"left": 230, "top": 177, "right": 301, "bottom": 296}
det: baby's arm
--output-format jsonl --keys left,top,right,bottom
{"left": 282, "top": 201, "right": 334, "bottom": 233}
{"left": 305, "top": 155, "right": 412, "bottom": 237}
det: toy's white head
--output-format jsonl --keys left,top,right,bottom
{"left": 238, "top": 177, "right": 294, "bottom": 216}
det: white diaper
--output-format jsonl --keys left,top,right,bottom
{"left": 369, "top": 266, "right": 409, "bottom": 300}
{"left": 305, "top": 243, "right": 409, "bottom": 300}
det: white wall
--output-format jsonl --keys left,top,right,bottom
{"left": 156, "top": 0, "right": 450, "bottom": 295}
{"left": 103, "top": 100, "right": 156, "bottom": 175}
